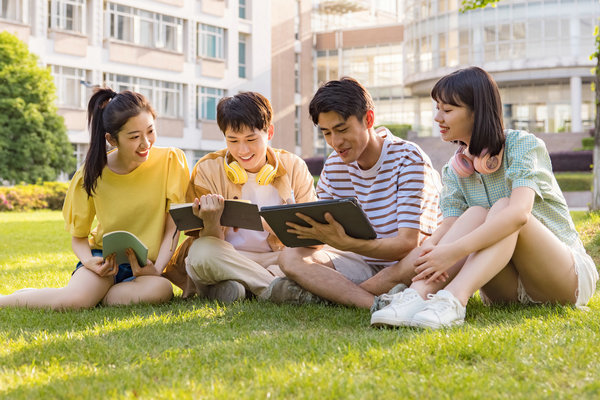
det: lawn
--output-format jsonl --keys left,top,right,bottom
{"left": 1, "top": 210, "right": 600, "bottom": 399}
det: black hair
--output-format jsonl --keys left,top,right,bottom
{"left": 308, "top": 77, "right": 374, "bottom": 125}
{"left": 431, "top": 66, "right": 504, "bottom": 157}
{"left": 83, "top": 88, "right": 156, "bottom": 196}
{"left": 216, "top": 91, "right": 273, "bottom": 134}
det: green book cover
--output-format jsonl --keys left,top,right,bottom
{"left": 102, "top": 231, "right": 148, "bottom": 266}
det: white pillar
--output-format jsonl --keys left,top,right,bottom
{"left": 570, "top": 76, "right": 582, "bottom": 133}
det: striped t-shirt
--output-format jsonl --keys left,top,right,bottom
{"left": 316, "top": 127, "right": 442, "bottom": 266}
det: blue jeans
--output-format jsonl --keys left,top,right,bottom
{"left": 73, "top": 249, "right": 135, "bottom": 284}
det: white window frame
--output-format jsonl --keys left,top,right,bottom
{"left": 104, "top": 73, "right": 184, "bottom": 119}
{"left": 198, "top": 86, "right": 224, "bottom": 121}
{"left": 0, "top": 0, "right": 23, "bottom": 22}
{"left": 49, "top": 0, "right": 85, "bottom": 33}
{"left": 107, "top": 3, "right": 183, "bottom": 52}
{"left": 51, "top": 65, "right": 87, "bottom": 109}
{"left": 238, "top": 33, "right": 247, "bottom": 78}
{"left": 198, "top": 24, "right": 224, "bottom": 59}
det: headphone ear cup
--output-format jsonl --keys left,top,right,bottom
{"left": 225, "top": 160, "right": 248, "bottom": 184}
{"left": 451, "top": 152, "right": 474, "bottom": 177}
{"left": 256, "top": 164, "right": 276, "bottom": 185}
{"left": 473, "top": 148, "right": 502, "bottom": 174}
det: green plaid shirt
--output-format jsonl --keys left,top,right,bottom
{"left": 441, "top": 129, "right": 580, "bottom": 247}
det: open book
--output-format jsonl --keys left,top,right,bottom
{"left": 102, "top": 231, "right": 148, "bottom": 266}
{"left": 170, "top": 197, "right": 376, "bottom": 248}
{"left": 260, "top": 198, "right": 376, "bottom": 247}
{"left": 169, "top": 200, "right": 264, "bottom": 232}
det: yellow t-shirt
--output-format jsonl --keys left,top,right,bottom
{"left": 62, "top": 146, "right": 190, "bottom": 262}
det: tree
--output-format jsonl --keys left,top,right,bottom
{"left": 0, "top": 32, "right": 75, "bottom": 184}
{"left": 592, "top": 25, "right": 600, "bottom": 210}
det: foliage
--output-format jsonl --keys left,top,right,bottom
{"left": 0, "top": 211, "right": 600, "bottom": 398}
{"left": 0, "top": 32, "right": 75, "bottom": 184}
{"left": 378, "top": 124, "right": 412, "bottom": 139}
{"left": 460, "top": 0, "right": 500, "bottom": 11}
{"left": 0, "top": 182, "right": 68, "bottom": 211}
{"left": 554, "top": 172, "right": 593, "bottom": 192}
{"left": 582, "top": 136, "right": 594, "bottom": 151}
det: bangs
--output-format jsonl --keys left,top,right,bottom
{"left": 430, "top": 72, "right": 471, "bottom": 108}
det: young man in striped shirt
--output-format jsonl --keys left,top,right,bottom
{"left": 267, "top": 77, "right": 443, "bottom": 310}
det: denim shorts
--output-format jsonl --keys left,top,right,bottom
{"left": 73, "top": 249, "right": 136, "bottom": 284}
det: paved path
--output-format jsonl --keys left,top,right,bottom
{"left": 564, "top": 191, "right": 592, "bottom": 212}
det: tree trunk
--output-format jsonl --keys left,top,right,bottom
{"left": 593, "top": 51, "right": 600, "bottom": 210}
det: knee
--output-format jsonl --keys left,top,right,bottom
{"left": 59, "top": 290, "right": 100, "bottom": 310}
{"left": 186, "top": 237, "right": 222, "bottom": 267}
{"left": 278, "top": 247, "right": 314, "bottom": 278}
{"left": 148, "top": 277, "right": 174, "bottom": 303}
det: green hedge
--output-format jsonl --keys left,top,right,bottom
{"left": 377, "top": 124, "right": 412, "bottom": 139}
{"left": 0, "top": 182, "right": 69, "bottom": 211}
{"left": 554, "top": 172, "right": 593, "bottom": 192}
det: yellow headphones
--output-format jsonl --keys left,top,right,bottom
{"left": 223, "top": 150, "right": 279, "bottom": 185}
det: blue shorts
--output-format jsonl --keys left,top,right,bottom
{"left": 73, "top": 249, "right": 135, "bottom": 284}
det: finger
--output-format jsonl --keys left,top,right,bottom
{"left": 126, "top": 248, "right": 140, "bottom": 268}
{"left": 426, "top": 271, "right": 442, "bottom": 284}
{"left": 294, "top": 212, "right": 319, "bottom": 226}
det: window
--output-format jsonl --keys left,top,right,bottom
{"left": 198, "top": 87, "right": 224, "bottom": 121}
{"left": 51, "top": 65, "right": 87, "bottom": 108}
{"left": 0, "top": 0, "right": 20, "bottom": 21}
{"left": 104, "top": 73, "right": 183, "bottom": 118}
{"left": 48, "top": 0, "right": 85, "bottom": 33}
{"left": 199, "top": 24, "right": 224, "bottom": 59}
{"left": 107, "top": 3, "right": 183, "bottom": 52}
{"left": 239, "top": 0, "right": 247, "bottom": 19}
{"left": 238, "top": 33, "right": 247, "bottom": 78}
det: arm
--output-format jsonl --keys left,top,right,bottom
{"left": 414, "top": 186, "right": 534, "bottom": 281}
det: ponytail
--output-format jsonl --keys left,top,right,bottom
{"left": 82, "top": 88, "right": 156, "bottom": 196}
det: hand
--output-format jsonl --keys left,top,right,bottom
{"left": 413, "top": 243, "right": 461, "bottom": 283}
{"left": 83, "top": 254, "right": 118, "bottom": 277}
{"left": 126, "top": 248, "right": 159, "bottom": 277}
{"left": 286, "top": 212, "right": 352, "bottom": 250}
{"left": 193, "top": 195, "right": 224, "bottom": 228}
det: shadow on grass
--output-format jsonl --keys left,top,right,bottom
{"left": 1, "top": 294, "right": 596, "bottom": 398}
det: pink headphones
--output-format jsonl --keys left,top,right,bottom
{"left": 450, "top": 145, "right": 503, "bottom": 177}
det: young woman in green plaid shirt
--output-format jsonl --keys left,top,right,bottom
{"left": 371, "top": 67, "right": 597, "bottom": 329}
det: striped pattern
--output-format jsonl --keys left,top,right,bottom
{"left": 317, "top": 127, "right": 442, "bottom": 265}
{"left": 441, "top": 129, "right": 581, "bottom": 248}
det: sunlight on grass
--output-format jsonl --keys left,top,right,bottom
{"left": 1, "top": 210, "right": 599, "bottom": 399}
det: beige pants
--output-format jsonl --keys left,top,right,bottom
{"left": 185, "top": 236, "right": 283, "bottom": 298}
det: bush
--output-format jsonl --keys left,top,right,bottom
{"left": 554, "top": 172, "right": 593, "bottom": 192}
{"left": 378, "top": 124, "right": 412, "bottom": 139}
{"left": 549, "top": 151, "right": 592, "bottom": 172}
{"left": 582, "top": 137, "right": 594, "bottom": 151}
{"left": 0, "top": 182, "right": 69, "bottom": 211}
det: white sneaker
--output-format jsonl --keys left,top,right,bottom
{"left": 411, "top": 290, "right": 466, "bottom": 329}
{"left": 370, "top": 288, "right": 426, "bottom": 327}
{"left": 206, "top": 280, "right": 246, "bottom": 303}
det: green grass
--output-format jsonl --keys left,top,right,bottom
{"left": 1, "top": 210, "right": 600, "bottom": 399}
{"left": 555, "top": 172, "right": 593, "bottom": 192}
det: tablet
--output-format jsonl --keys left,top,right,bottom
{"left": 260, "top": 198, "right": 376, "bottom": 247}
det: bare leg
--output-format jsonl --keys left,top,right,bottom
{"left": 445, "top": 198, "right": 577, "bottom": 306}
{"left": 278, "top": 247, "right": 375, "bottom": 308}
{"left": 0, "top": 268, "right": 113, "bottom": 310}
{"left": 409, "top": 206, "right": 489, "bottom": 299}
{"left": 102, "top": 276, "right": 174, "bottom": 306}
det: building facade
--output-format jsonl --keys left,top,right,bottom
{"left": 0, "top": 0, "right": 304, "bottom": 171}
{"left": 313, "top": 0, "right": 599, "bottom": 140}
